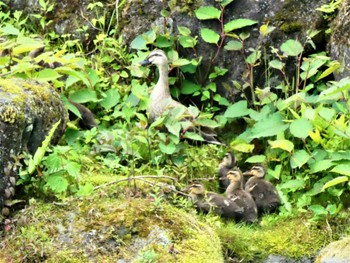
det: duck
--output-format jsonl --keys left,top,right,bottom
{"left": 243, "top": 164, "right": 280, "bottom": 214}
{"left": 225, "top": 169, "right": 258, "bottom": 223}
{"left": 218, "top": 152, "right": 237, "bottom": 192}
{"left": 140, "top": 49, "right": 223, "bottom": 145}
{"left": 183, "top": 183, "right": 241, "bottom": 219}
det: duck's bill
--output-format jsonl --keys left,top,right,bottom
{"left": 140, "top": 59, "right": 151, "bottom": 66}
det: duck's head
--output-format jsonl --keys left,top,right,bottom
{"left": 220, "top": 152, "right": 236, "bottom": 168}
{"left": 243, "top": 164, "right": 266, "bottom": 178}
{"left": 183, "top": 183, "right": 205, "bottom": 195}
{"left": 226, "top": 168, "right": 243, "bottom": 183}
{"left": 140, "top": 49, "right": 168, "bottom": 67}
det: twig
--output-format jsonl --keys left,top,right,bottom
{"left": 190, "top": 177, "right": 217, "bottom": 182}
{"left": 94, "top": 175, "right": 177, "bottom": 190}
{"left": 139, "top": 179, "right": 191, "bottom": 197}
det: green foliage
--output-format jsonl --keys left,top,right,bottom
{"left": 1, "top": 0, "right": 349, "bottom": 225}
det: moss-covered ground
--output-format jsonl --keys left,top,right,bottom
{"left": 1, "top": 165, "right": 349, "bottom": 262}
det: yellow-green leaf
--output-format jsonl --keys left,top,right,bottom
{"left": 268, "top": 139, "right": 294, "bottom": 152}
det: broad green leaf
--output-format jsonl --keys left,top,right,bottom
{"left": 0, "top": 24, "right": 20, "bottom": 35}
{"left": 250, "top": 112, "right": 289, "bottom": 138}
{"left": 318, "top": 78, "right": 350, "bottom": 101}
{"left": 195, "top": 118, "right": 220, "bottom": 128}
{"left": 46, "top": 174, "right": 68, "bottom": 193}
{"left": 300, "top": 58, "right": 327, "bottom": 80}
{"left": 178, "top": 35, "right": 197, "bottom": 48}
{"left": 76, "top": 183, "right": 94, "bottom": 197}
{"left": 322, "top": 176, "right": 349, "bottom": 191}
{"left": 245, "top": 155, "right": 266, "bottom": 163}
{"left": 280, "top": 39, "right": 303, "bottom": 56}
{"left": 279, "top": 179, "right": 305, "bottom": 190}
{"left": 69, "top": 89, "right": 99, "bottom": 103}
{"left": 155, "top": 35, "right": 173, "bottom": 48}
{"left": 232, "top": 143, "right": 254, "bottom": 153}
{"left": 269, "top": 59, "right": 284, "bottom": 70}
{"left": 165, "top": 121, "right": 181, "bottom": 136}
{"left": 130, "top": 30, "right": 156, "bottom": 50}
{"left": 34, "top": 68, "right": 62, "bottom": 81}
{"left": 183, "top": 131, "right": 204, "bottom": 141}
{"left": 268, "top": 139, "right": 294, "bottom": 152}
{"left": 181, "top": 80, "right": 201, "bottom": 95}
{"left": 65, "top": 161, "right": 81, "bottom": 178}
{"left": 159, "top": 141, "right": 177, "bottom": 154}
{"left": 318, "top": 107, "right": 335, "bottom": 121}
{"left": 268, "top": 165, "right": 282, "bottom": 180}
{"left": 220, "top": 0, "right": 235, "bottom": 7}
{"left": 224, "top": 18, "right": 258, "bottom": 33}
{"left": 309, "top": 160, "right": 335, "bottom": 173}
{"left": 100, "top": 89, "right": 120, "bottom": 110}
{"left": 172, "top": 58, "right": 191, "bottom": 67}
{"left": 187, "top": 105, "right": 200, "bottom": 117}
{"left": 309, "top": 205, "right": 327, "bottom": 215}
{"left": 331, "top": 164, "right": 350, "bottom": 176}
{"left": 289, "top": 118, "right": 313, "bottom": 138}
{"left": 224, "top": 100, "right": 249, "bottom": 118}
{"left": 290, "top": 150, "right": 310, "bottom": 169}
{"left": 177, "top": 26, "right": 191, "bottom": 36}
{"left": 246, "top": 50, "right": 261, "bottom": 65}
{"left": 195, "top": 6, "right": 221, "bottom": 20}
{"left": 56, "top": 66, "right": 92, "bottom": 88}
{"left": 200, "top": 28, "right": 220, "bottom": 44}
{"left": 224, "top": 40, "right": 242, "bottom": 51}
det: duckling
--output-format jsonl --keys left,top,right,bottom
{"left": 243, "top": 164, "right": 280, "bottom": 214}
{"left": 218, "top": 152, "right": 236, "bottom": 192}
{"left": 140, "top": 49, "right": 222, "bottom": 145}
{"left": 225, "top": 169, "right": 258, "bottom": 223}
{"left": 183, "top": 183, "right": 241, "bottom": 219}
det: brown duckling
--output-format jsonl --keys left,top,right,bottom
{"left": 218, "top": 152, "right": 236, "bottom": 192}
{"left": 225, "top": 169, "right": 258, "bottom": 223}
{"left": 183, "top": 183, "right": 241, "bottom": 219}
{"left": 243, "top": 164, "right": 280, "bottom": 214}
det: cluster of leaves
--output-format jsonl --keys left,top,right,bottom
{"left": 224, "top": 34, "right": 350, "bottom": 219}
{"left": 1, "top": 0, "right": 349, "bottom": 222}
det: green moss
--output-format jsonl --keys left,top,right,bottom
{"left": 0, "top": 195, "right": 223, "bottom": 262}
{"left": 216, "top": 214, "right": 329, "bottom": 261}
{"left": 280, "top": 21, "right": 303, "bottom": 33}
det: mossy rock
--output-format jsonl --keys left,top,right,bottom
{"left": 0, "top": 196, "right": 223, "bottom": 262}
{"left": 314, "top": 236, "right": 350, "bottom": 263}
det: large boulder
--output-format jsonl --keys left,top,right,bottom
{"left": 328, "top": 0, "right": 350, "bottom": 80}
{"left": 315, "top": 236, "right": 350, "bottom": 263}
{"left": 0, "top": 197, "right": 224, "bottom": 262}
{"left": 0, "top": 78, "right": 67, "bottom": 216}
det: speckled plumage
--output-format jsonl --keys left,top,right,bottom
{"left": 218, "top": 152, "right": 236, "bottom": 192}
{"left": 183, "top": 183, "right": 242, "bottom": 220}
{"left": 244, "top": 164, "right": 280, "bottom": 214}
{"left": 225, "top": 169, "right": 258, "bottom": 223}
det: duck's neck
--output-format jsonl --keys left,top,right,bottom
{"left": 150, "top": 63, "right": 171, "bottom": 101}
{"left": 226, "top": 181, "right": 241, "bottom": 196}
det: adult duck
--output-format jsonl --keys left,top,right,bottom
{"left": 140, "top": 49, "right": 222, "bottom": 145}
{"left": 243, "top": 164, "right": 280, "bottom": 214}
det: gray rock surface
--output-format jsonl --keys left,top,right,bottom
{"left": 315, "top": 236, "right": 350, "bottom": 263}
{"left": 0, "top": 78, "right": 67, "bottom": 215}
